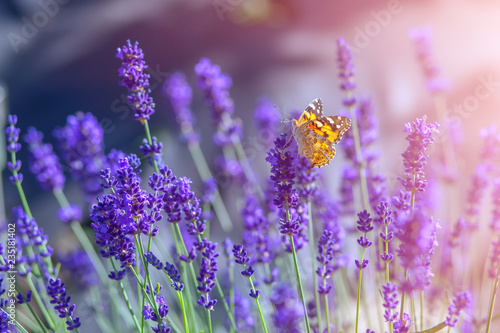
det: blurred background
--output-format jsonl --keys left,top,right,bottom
{"left": 1, "top": 0, "right": 500, "bottom": 256}
{"left": 2, "top": 0, "right": 500, "bottom": 331}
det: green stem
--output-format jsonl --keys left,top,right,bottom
{"left": 346, "top": 91, "right": 370, "bottom": 213}
{"left": 177, "top": 291, "right": 189, "bottom": 333}
{"left": 143, "top": 120, "right": 160, "bottom": 174}
{"left": 307, "top": 201, "right": 321, "bottom": 333}
{"left": 486, "top": 265, "right": 500, "bottom": 333}
{"left": 229, "top": 261, "right": 235, "bottom": 333}
{"left": 420, "top": 291, "right": 424, "bottom": 331}
{"left": 138, "top": 260, "right": 145, "bottom": 332}
{"left": 25, "top": 274, "right": 55, "bottom": 329}
{"left": 109, "top": 261, "right": 141, "bottom": 332}
{"left": 322, "top": 278, "right": 331, "bottom": 333}
{"left": 169, "top": 223, "right": 198, "bottom": 331}
{"left": 254, "top": 295, "right": 269, "bottom": 333}
{"left": 16, "top": 285, "right": 48, "bottom": 333}
{"left": 68, "top": 221, "right": 109, "bottom": 282}
{"left": 243, "top": 264, "right": 269, "bottom": 333}
{"left": 290, "top": 235, "right": 311, "bottom": 333}
{"left": 411, "top": 292, "right": 417, "bottom": 332}
{"left": 214, "top": 281, "right": 238, "bottom": 331}
{"left": 432, "top": 94, "right": 458, "bottom": 177}
{"left": 355, "top": 247, "right": 366, "bottom": 333}
{"left": 400, "top": 268, "right": 407, "bottom": 320}
{"left": 187, "top": 142, "right": 233, "bottom": 232}
{"left": 205, "top": 308, "right": 213, "bottom": 333}
{"left": 384, "top": 224, "right": 394, "bottom": 333}
{"left": 177, "top": 224, "right": 238, "bottom": 332}
{"left": 135, "top": 235, "right": 161, "bottom": 320}
{"left": 221, "top": 113, "right": 263, "bottom": 200}
{"left": 10, "top": 148, "right": 54, "bottom": 276}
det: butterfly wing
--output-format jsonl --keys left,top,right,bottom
{"left": 322, "top": 116, "right": 352, "bottom": 144}
{"left": 295, "top": 98, "right": 324, "bottom": 126}
{"left": 306, "top": 116, "right": 351, "bottom": 144}
{"left": 311, "top": 142, "right": 335, "bottom": 168}
{"left": 307, "top": 116, "right": 351, "bottom": 167}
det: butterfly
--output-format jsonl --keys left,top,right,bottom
{"left": 292, "top": 98, "right": 351, "bottom": 168}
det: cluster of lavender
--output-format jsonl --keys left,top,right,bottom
{"left": 5, "top": 32, "right": 500, "bottom": 333}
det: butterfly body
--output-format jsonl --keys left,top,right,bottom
{"left": 292, "top": 98, "right": 351, "bottom": 168}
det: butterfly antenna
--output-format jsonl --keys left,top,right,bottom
{"left": 274, "top": 103, "right": 295, "bottom": 145}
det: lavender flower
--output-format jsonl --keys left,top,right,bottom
{"left": 409, "top": 27, "right": 449, "bottom": 93}
{"left": 201, "top": 178, "right": 217, "bottom": 205}
{"left": 0, "top": 277, "right": 14, "bottom": 332}
{"left": 445, "top": 291, "right": 471, "bottom": 327}
{"left": 57, "top": 204, "right": 83, "bottom": 224}
{"left": 295, "top": 155, "right": 319, "bottom": 201}
{"left": 143, "top": 294, "right": 171, "bottom": 333}
{"left": 163, "top": 71, "right": 199, "bottom": 144}
{"left": 15, "top": 291, "right": 31, "bottom": 306}
{"left": 398, "top": 116, "right": 439, "bottom": 196}
{"left": 232, "top": 244, "right": 260, "bottom": 298}
{"left": 375, "top": 201, "right": 395, "bottom": 265}
{"left": 354, "top": 98, "right": 386, "bottom": 204}
{"left": 164, "top": 262, "right": 184, "bottom": 292}
{"left": 53, "top": 112, "right": 107, "bottom": 201}
{"left": 195, "top": 238, "right": 219, "bottom": 310}
{"left": 340, "top": 98, "right": 386, "bottom": 211}
{"left": 91, "top": 157, "right": 161, "bottom": 270}
{"left": 24, "top": 127, "right": 65, "bottom": 191}
{"left": 479, "top": 124, "right": 500, "bottom": 165}
{"left": 222, "top": 237, "right": 233, "bottom": 263}
{"left": 313, "top": 190, "right": 346, "bottom": 272}
{"left": 254, "top": 97, "right": 282, "bottom": 148}
{"left": 355, "top": 210, "right": 373, "bottom": 270}
{"left": 231, "top": 291, "right": 255, "bottom": 332}
{"left": 392, "top": 190, "right": 411, "bottom": 217}
{"left": 195, "top": 58, "right": 241, "bottom": 146}
{"left": 14, "top": 206, "right": 54, "bottom": 278}
{"left": 393, "top": 313, "right": 412, "bottom": 333}
{"left": 47, "top": 277, "right": 81, "bottom": 331}
{"left": 106, "top": 149, "right": 127, "bottom": 175}
{"left": 464, "top": 164, "right": 489, "bottom": 227}
{"left": 59, "top": 250, "right": 98, "bottom": 288}
{"left": 140, "top": 136, "right": 164, "bottom": 167}
{"left": 449, "top": 217, "right": 466, "bottom": 248}
{"left": 200, "top": 177, "right": 217, "bottom": 220}
{"left": 491, "top": 178, "right": 500, "bottom": 231}
{"left": 154, "top": 167, "right": 206, "bottom": 237}
{"left": 91, "top": 190, "right": 137, "bottom": 271}
{"left": 396, "top": 211, "right": 440, "bottom": 292}
{"left": 280, "top": 203, "right": 308, "bottom": 251}
{"left": 337, "top": 37, "right": 356, "bottom": 107}
{"left": 266, "top": 134, "right": 299, "bottom": 211}
{"left": 6, "top": 115, "right": 21, "bottom": 154}
{"left": 270, "top": 283, "right": 302, "bottom": 332}
{"left": 487, "top": 234, "right": 500, "bottom": 279}
{"left": 5, "top": 116, "right": 23, "bottom": 186}
{"left": 316, "top": 229, "right": 336, "bottom": 295}
{"left": 145, "top": 252, "right": 184, "bottom": 292}
{"left": 116, "top": 40, "right": 155, "bottom": 122}
{"left": 382, "top": 282, "right": 399, "bottom": 322}
{"left": 241, "top": 194, "right": 277, "bottom": 266}
{"left": 264, "top": 267, "right": 280, "bottom": 285}
{"left": 341, "top": 98, "right": 378, "bottom": 163}
{"left": 145, "top": 252, "right": 164, "bottom": 270}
